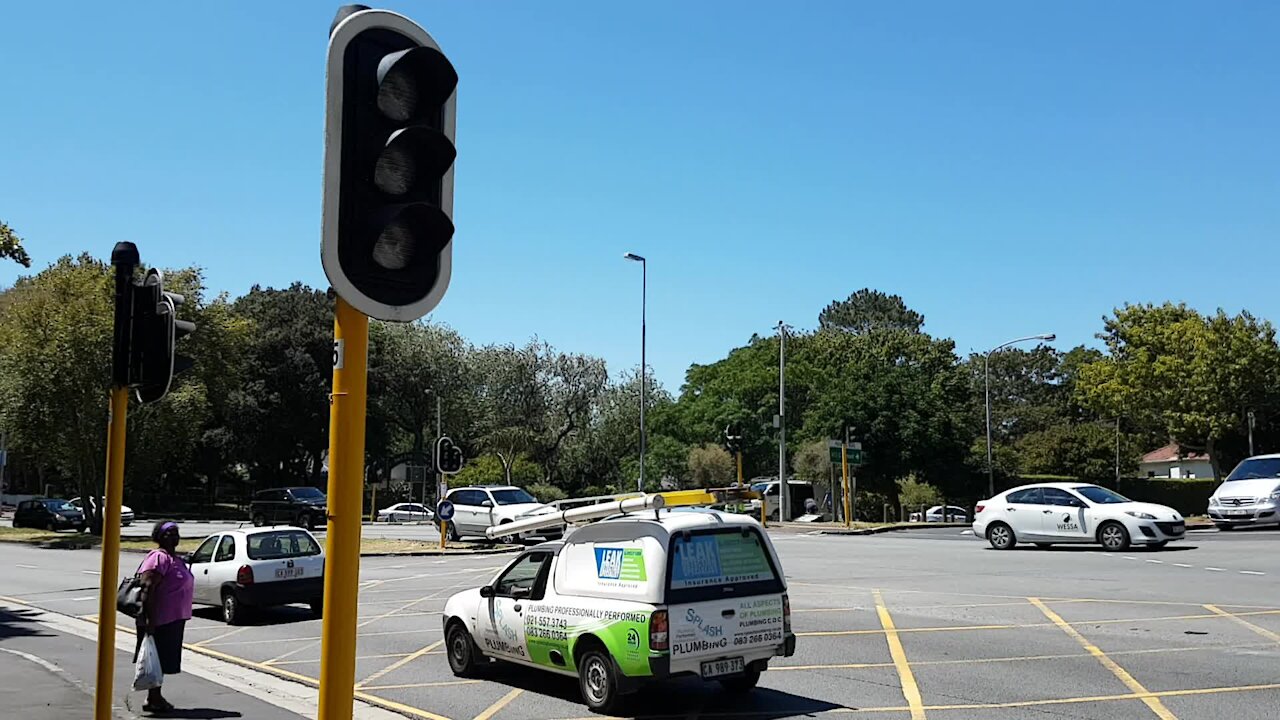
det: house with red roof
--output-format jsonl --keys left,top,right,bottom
{"left": 1138, "top": 443, "right": 1213, "bottom": 479}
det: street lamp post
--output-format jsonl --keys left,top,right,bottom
{"left": 624, "top": 253, "right": 647, "bottom": 493}
{"left": 984, "top": 333, "right": 1055, "bottom": 498}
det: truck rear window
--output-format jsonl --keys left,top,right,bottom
{"left": 665, "top": 528, "right": 783, "bottom": 603}
{"left": 247, "top": 530, "right": 321, "bottom": 560}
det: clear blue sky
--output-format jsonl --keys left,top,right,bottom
{"left": 2, "top": 2, "right": 1277, "bottom": 392}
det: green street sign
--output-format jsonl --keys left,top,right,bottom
{"left": 829, "top": 446, "right": 866, "bottom": 466}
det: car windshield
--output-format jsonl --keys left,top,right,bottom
{"left": 1073, "top": 486, "right": 1130, "bottom": 504}
{"left": 1225, "top": 458, "right": 1280, "bottom": 481}
{"left": 43, "top": 500, "right": 75, "bottom": 511}
{"left": 290, "top": 488, "right": 325, "bottom": 500}
{"left": 247, "top": 530, "right": 321, "bottom": 559}
{"left": 491, "top": 488, "right": 537, "bottom": 505}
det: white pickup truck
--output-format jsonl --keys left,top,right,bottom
{"left": 442, "top": 508, "right": 796, "bottom": 712}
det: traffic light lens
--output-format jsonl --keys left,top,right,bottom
{"left": 374, "top": 128, "right": 456, "bottom": 197}
{"left": 371, "top": 204, "right": 454, "bottom": 271}
{"left": 376, "top": 47, "right": 458, "bottom": 124}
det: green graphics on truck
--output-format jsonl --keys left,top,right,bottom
{"left": 522, "top": 602, "right": 652, "bottom": 675}
{"left": 670, "top": 533, "right": 772, "bottom": 589}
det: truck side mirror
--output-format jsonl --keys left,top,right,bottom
{"left": 481, "top": 499, "right": 493, "bottom": 508}
{"left": 479, "top": 585, "right": 495, "bottom": 598}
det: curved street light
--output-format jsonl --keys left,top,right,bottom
{"left": 985, "top": 333, "right": 1056, "bottom": 498}
{"left": 623, "top": 253, "right": 646, "bottom": 492}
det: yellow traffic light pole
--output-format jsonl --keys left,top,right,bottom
{"left": 318, "top": 298, "right": 368, "bottom": 720}
{"left": 92, "top": 387, "right": 129, "bottom": 720}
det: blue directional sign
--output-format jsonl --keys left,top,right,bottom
{"left": 436, "top": 500, "right": 455, "bottom": 522}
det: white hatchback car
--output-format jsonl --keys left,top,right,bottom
{"left": 187, "top": 526, "right": 326, "bottom": 624}
{"left": 1208, "top": 454, "right": 1280, "bottom": 530}
{"left": 973, "top": 483, "right": 1185, "bottom": 551}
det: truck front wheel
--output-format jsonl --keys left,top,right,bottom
{"left": 446, "top": 622, "right": 481, "bottom": 677}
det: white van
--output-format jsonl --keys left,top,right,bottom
{"left": 1208, "top": 454, "right": 1280, "bottom": 530}
{"left": 441, "top": 508, "right": 795, "bottom": 712}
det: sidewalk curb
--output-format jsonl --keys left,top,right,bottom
{"left": 816, "top": 522, "right": 971, "bottom": 536}
{"left": 0, "top": 599, "right": 415, "bottom": 720}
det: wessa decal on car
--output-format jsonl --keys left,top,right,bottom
{"left": 594, "top": 547, "right": 646, "bottom": 582}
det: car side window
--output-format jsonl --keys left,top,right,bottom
{"left": 494, "top": 552, "right": 550, "bottom": 598}
{"left": 1042, "top": 488, "right": 1082, "bottom": 507}
{"left": 454, "top": 490, "right": 482, "bottom": 507}
{"left": 190, "top": 536, "right": 219, "bottom": 564}
{"left": 1006, "top": 488, "right": 1043, "bottom": 504}
{"left": 215, "top": 535, "right": 236, "bottom": 562}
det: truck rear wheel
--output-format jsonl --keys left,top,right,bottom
{"left": 577, "top": 646, "right": 621, "bottom": 713}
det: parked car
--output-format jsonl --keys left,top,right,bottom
{"left": 68, "top": 497, "right": 134, "bottom": 526}
{"left": 443, "top": 486, "right": 562, "bottom": 543}
{"left": 442, "top": 508, "right": 795, "bottom": 713}
{"left": 1208, "top": 454, "right": 1280, "bottom": 530}
{"left": 250, "top": 487, "right": 328, "bottom": 530}
{"left": 973, "top": 483, "right": 1185, "bottom": 551}
{"left": 12, "top": 498, "right": 85, "bottom": 531}
{"left": 187, "top": 526, "right": 325, "bottom": 624}
{"left": 915, "top": 505, "right": 968, "bottom": 523}
{"left": 377, "top": 502, "right": 435, "bottom": 523}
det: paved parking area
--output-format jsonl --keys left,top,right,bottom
{"left": 3, "top": 527, "right": 1279, "bottom": 719}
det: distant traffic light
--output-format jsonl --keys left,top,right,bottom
{"left": 321, "top": 6, "right": 458, "bottom": 322}
{"left": 129, "top": 269, "right": 196, "bottom": 404}
{"left": 436, "top": 436, "right": 464, "bottom": 475}
{"left": 724, "top": 424, "right": 743, "bottom": 454}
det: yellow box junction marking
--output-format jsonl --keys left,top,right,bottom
{"left": 873, "top": 589, "right": 925, "bottom": 720}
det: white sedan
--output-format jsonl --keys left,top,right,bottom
{"left": 973, "top": 483, "right": 1185, "bottom": 551}
{"left": 376, "top": 502, "right": 435, "bottom": 523}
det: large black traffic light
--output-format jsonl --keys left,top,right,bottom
{"left": 322, "top": 6, "right": 458, "bottom": 322}
{"left": 724, "top": 424, "right": 743, "bottom": 454}
{"left": 435, "top": 436, "right": 464, "bottom": 475}
{"left": 129, "top": 269, "right": 196, "bottom": 404}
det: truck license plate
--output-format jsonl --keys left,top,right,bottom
{"left": 275, "top": 567, "right": 305, "bottom": 579}
{"left": 700, "top": 657, "right": 745, "bottom": 678}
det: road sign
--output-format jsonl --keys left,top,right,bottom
{"left": 831, "top": 442, "right": 865, "bottom": 466}
{"left": 436, "top": 500, "right": 455, "bottom": 522}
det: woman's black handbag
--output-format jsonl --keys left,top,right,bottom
{"left": 116, "top": 574, "right": 144, "bottom": 618}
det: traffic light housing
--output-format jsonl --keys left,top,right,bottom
{"left": 129, "top": 269, "right": 196, "bottom": 404}
{"left": 322, "top": 6, "right": 458, "bottom": 322}
{"left": 436, "top": 436, "right": 464, "bottom": 475}
{"left": 723, "top": 424, "right": 743, "bottom": 454}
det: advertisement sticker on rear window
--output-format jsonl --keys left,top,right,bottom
{"left": 595, "top": 547, "right": 647, "bottom": 583}
{"left": 671, "top": 533, "right": 772, "bottom": 589}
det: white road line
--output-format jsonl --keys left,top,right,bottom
{"left": 1145, "top": 560, "right": 1163, "bottom": 564}
{"left": 1123, "top": 556, "right": 1138, "bottom": 561}
{"left": 1206, "top": 567, "right": 1227, "bottom": 572}
{"left": 81, "top": 570, "right": 100, "bottom": 575}
{"left": 16, "top": 564, "right": 37, "bottom": 569}
{"left": 1173, "top": 563, "right": 1193, "bottom": 568}
{"left": 1240, "top": 571, "right": 1266, "bottom": 576}
{"left": 0, "top": 647, "right": 65, "bottom": 675}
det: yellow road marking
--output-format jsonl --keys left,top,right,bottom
{"left": 874, "top": 590, "right": 925, "bottom": 720}
{"left": 1204, "top": 604, "right": 1280, "bottom": 644}
{"left": 360, "top": 679, "right": 482, "bottom": 691}
{"left": 271, "top": 651, "right": 414, "bottom": 667}
{"left": 472, "top": 688, "right": 523, "bottom": 720}
{"left": 1029, "top": 597, "right": 1177, "bottom": 720}
{"left": 354, "top": 691, "right": 454, "bottom": 720}
{"left": 0, "top": 596, "right": 30, "bottom": 605}
{"left": 192, "top": 625, "right": 252, "bottom": 647}
{"left": 356, "top": 640, "right": 443, "bottom": 688}
{"left": 774, "top": 641, "right": 1276, "bottom": 672}
{"left": 918, "top": 681, "right": 1280, "bottom": 712}
{"left": 798, "top": 608, "right": 1280, "bottom": 636}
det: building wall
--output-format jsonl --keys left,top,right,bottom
{"left": 1139, "top": 459, "right": 1214, "bottom": 479}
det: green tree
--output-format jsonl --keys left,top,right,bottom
{"left": 897, "top": 475, "right": 941, "bottom": 511}
{"left": 792, "top": 440, "right": 831, "bottom": 484}
{"left": 687, "top": 444, "right": 734, "bottom": 488}
{"left": 818, "top": 289, "right": 924, "bottom": 335}
{"left": 0, "top": 221, "right": 31, "bottom": 268}
{"left": 1077, "top": 303, "right": 1280, "bottom": 479}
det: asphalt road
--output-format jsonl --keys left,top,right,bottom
{"left": 2, "top": 526, "right": 1279, "bottom": 719}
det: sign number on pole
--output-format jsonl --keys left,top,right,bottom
{"left": 333, "top": 339, "right": 345, "bottom": 369}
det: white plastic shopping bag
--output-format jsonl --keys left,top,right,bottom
{"left": 132, "top": 634, "right": 163, "bottom": 691}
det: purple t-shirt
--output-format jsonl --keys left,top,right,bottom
{"left": 139, "top": 550, "right": 194, "bottom": 627}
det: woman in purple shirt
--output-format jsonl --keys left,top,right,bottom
{"left": 136, "top": 521, "right": 194, "bottom": 712}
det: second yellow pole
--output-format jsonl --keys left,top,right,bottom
{"left": 841, "top": 443, "right": 851, "bottom": 529}
{"left": 317, "top": 298, "right": 368, "bottom": 720}
{"left": 93, "top": 387, "right": 129, "bottom": 720}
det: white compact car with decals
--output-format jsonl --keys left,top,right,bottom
{"left": 973, "top": 482, "right": 1185, "bottom": 551}
{"left": 441, "top": 507, "right": 796, "bottom": 713}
